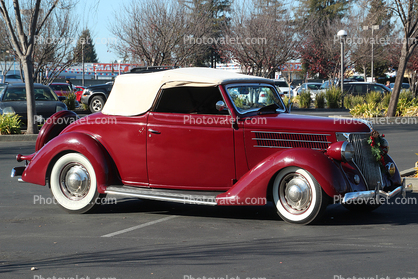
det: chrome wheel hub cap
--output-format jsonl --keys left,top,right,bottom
{"left": 59, "top": 163, "right": 90, "bottom": 200}
{"left": 280, "top": 174, "right": 311, "bottom": 213}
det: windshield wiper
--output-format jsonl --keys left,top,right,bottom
{"left": 257, "top": 103, "right": 279, "bottom": 115}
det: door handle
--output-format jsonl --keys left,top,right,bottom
{"left": 149, "top": 129, "right": 161, "bottom": 134}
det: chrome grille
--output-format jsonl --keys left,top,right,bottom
{"left": 252, "top": 131, "right": 330, "bottom": 150}
{"left": 349, "top": 133, "right": 382, "bottom": 190}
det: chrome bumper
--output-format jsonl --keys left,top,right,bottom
{"left": 342, "top": 179, "right": 413, "bottom": 204}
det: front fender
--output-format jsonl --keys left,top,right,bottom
{"left": 216, "top": 148, "right": 348, "bottom": 205}
{"left": 22, "top": 132, "right": 112, "bottom": 193}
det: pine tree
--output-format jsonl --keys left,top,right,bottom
{"left": 74, "top": 29, "right": 98, "bottom": 63}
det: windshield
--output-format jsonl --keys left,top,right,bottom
{"left": 307, "top": 84, "right": 321, "bottom": 90}
{"left": 3, "top": 87, "right": 59, "bottom": 101}
{"left": 226, "top": 84, "right": 285, "bottom": 114}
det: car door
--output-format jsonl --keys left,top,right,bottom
{"left": 146, "top": 86, "right": 236, "bottom": 190}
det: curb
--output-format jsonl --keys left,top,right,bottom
{"left": 0, "top": 134, "right": 38, "bottom": 142}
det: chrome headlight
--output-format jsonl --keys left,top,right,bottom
{"left": 341, "top": 141, "right": 355, "bottom": 162}
{"left": 327, "top": 141, "right": 355, "bottom": 162}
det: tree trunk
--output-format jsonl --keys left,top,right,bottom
{"left": 21, "top": 56, "right": 38, "bottom": 134}
{"left": 387, "top": 42, "right": 409, "bottom": 117}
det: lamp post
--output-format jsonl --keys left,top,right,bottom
{"left": 363, "top": 25, "right": 380, "bottom": 82}
{"left": 337, "top": 30, "right": 347, "bottom": 100}
{"left": 81, "top": 41, "right": 85, "bottom": 86}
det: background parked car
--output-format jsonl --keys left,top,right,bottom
{"left": 80, "top": 82, "right": 113, "bottom": 113}
{"left": 0, "top": 83, "right": 67, "bottom": 124}
{"left": 49, "top": 82, "right": 73, "bottom": 96}
{"left": 297, "top": 82, "right": 322, "bottom": 99}
{"left": 389, "top": 83, "right": 410, "bottom": 91}
{"left": 0, "top": 73, "right": 23, "bottom": 84}
{"left": 74, "top": 86, "right": 86, "bottom": 102}
{"left": 273, "top": 79, "right": 294, "bottom": 97}
{"left": 343, "top": 82, "right": 391, "bottom": 96}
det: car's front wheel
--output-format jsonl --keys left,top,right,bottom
{"left": 50, "top": 153, "right": 104, "bottom": 213}
{"left": 89, "top": 95, "right": 105, "bottom": 112}
{"left": 273, "top": 167, "right": 328, "bottom": 224}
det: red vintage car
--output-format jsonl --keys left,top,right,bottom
{"left": 11, "top": 68, "right": 409, "bottom": 224}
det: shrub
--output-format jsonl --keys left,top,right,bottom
{"left": 299, "top": 91, "right": 311, "bottom": 108}
{"left": 344, "top": 94, "right": 365, "bottom": 109}
{"left": 349, "top": 102, "right": 383, "bottom": 117}
{"left": 381, "top": 93, "right": 391, "bottom": 109}
{"left": 314, "top": 92, "right": 325, "bottom": 108}
{"left": 365, "top": 91, "right": 382, "bottom": 104}
{"left": 62, "top": 92, "right": 77, "bottom": 110}
{"left": 282, "top": 96, "right": 292, "bottom": 110}
{"left": 325, "top": 87, "right": 341, "bottom": 108}
{"left": 0, "top": 113, "right": 22, "bottom": 134}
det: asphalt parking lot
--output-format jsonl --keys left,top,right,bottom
{"left": 1, "top": 116, "right": 418, "bottom": 279}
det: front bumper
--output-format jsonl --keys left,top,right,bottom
{"left": 342, "top": 179, "right": 413, "bottom": 204}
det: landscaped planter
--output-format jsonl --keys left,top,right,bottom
{"left": 404, "top": 177, "right": 418, "bottom": 193}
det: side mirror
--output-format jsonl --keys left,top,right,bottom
{"left": 58, "top": 96, "right": 67, "bottom": 101}
{"left": 216, "top": 100, "right": 228, "bottom": 112}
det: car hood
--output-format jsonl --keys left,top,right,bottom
{"left": 242, "top": 112, "right": 371, "bottom": 135}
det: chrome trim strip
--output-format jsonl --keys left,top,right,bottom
{"left": 105, "top": 190, "right": 218, "bottom": 206}
{"left": 253, "top": 145, "right": 324, "bottom": 150}
{"left": 252, "top": 138, "right": 331, "bottom": 144}
{"left": 253, "top": 131, "right": 331, "bottom": 136}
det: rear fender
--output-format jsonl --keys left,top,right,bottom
{"left": 216, "top": 148, "right": 348, "bottom": 205}
{"left": 22, "top": 132, "right": 112, "bottom": 193}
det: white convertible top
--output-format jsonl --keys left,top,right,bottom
{"left": 102, "top": 67, "right": 273, "bottom": 116}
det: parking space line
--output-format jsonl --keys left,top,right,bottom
{"left": 101, "top": 215, "right": 178, "bottom": 238}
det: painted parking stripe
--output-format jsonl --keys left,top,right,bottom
{"left": 101, "top": 215, "right": 178, "bottom": 238}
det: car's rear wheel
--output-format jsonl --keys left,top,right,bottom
{"left": 273, "top": 167, "right": 328, "bottom": 224}
{"left": 89, "top": 95, "right": 105, "bottom": 112}
{"left": 50, "top": 153, "right": 104, "bottom": 213}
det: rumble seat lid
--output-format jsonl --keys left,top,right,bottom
{"left": 102, "top": 67, "right": 273, "bottom": 116}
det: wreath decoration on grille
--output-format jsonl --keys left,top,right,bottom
{"left": 367, "top": 129, "right": 388, "bottom": 167}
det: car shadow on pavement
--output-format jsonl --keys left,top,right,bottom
{"left": 92, "top": 193, "right": 418, "bottom": 226}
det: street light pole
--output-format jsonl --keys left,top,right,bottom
{"left": 82, "top": 42, "right": 85, "bottom": 86}
{"left": 363, "top": 25, "right": 380, "bottom": 82}
{"left": 337, "top": 30, "right": 347, "bottom": 100}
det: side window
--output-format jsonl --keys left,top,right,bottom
{"left": 371, "top": 85, "right": 385, "bottom": 93}
{"left": 154, "top": 86, "right": 228, "bottom": 115}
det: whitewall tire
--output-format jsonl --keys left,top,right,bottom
{"left": 273, "top": 167, "right": 328, "bottom": 224}
{"left": 50, "top": 153, "right": 102, "bottom": 213}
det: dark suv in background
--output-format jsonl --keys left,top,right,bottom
{"left": 343, "top": 82, "right": 391, "bottom": 96}
{"left": 80, "top": 82, "right": 113, "bottom": 113}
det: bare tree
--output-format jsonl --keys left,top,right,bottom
{"left": 110, "top": 0, "right": 212, "bottom": 67}
{"left": 31, "top": 7, "right": 79, "bottom": 84}
{"left": 221, "top": 0, "right": 299, "bottom": 78}
{"left": 0, "top": 0, "right": 74, "bottom": 134}
{"left": 0, "top": 17, "right": 15, "bottom": 80}
{"left": 387, "top": 0, "right": 418, "bottom": 116}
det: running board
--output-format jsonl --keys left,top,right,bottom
{"left": 105, "top": 186, "right": 221, "bottom": 206}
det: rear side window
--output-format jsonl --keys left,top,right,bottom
{"left": 154, "top": 86, "right": 228, "bottom": 115}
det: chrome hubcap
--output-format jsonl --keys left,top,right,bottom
{"left": 59, "top": 163, "right": 90, "bottom": 200}
{"left": 280, "top": 173, "right": 311, "bottom": 213}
